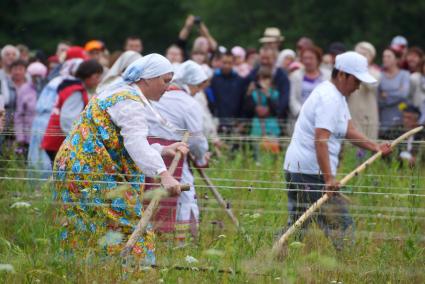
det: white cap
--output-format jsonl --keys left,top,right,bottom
{"left": 334, "top": 51, "right": 377, "bottom": 84}
{"left": 391, "top": 35, "right": 408, "bottom": 47}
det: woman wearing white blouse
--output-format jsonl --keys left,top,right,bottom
{"left": 148, "top": 60, "right": 209, "bottom": 242}
{"left": 53, "top": 54, "right": 189, "bottom": 266}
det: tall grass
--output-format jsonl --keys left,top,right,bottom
{"left": 0, "top": 144, "right": 424, "bottom": 283}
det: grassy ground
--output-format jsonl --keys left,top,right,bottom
{"left": 0, "top": 144, "right": 424, "bottom": 283}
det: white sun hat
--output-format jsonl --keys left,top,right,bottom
{"left": 334, "top": 51, "right": 377, "bottom": 84}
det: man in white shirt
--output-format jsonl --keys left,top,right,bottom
{"left": 282, "top": 52, "right": 392, "bottom": 249}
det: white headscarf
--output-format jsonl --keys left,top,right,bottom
{"left": 104, "top": 53, "right": 179, "bottom": 132}
{"left": 97, "top": 50, "right": 142, "bottom": 92}
{"left": 172, "top": 60, "right": 208, "bottom": 88}
{"left": 59, "top": 58, "right": 84, "bottom": 76}
{"left": 276, "top": 49, "right": 296, "bottom": 69}
{"left": 122, "top": 53, "right": 173, "bottom": 83}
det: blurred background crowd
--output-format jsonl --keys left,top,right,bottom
{"left": 1, "top": 11, "right": 424, "bottom": 170}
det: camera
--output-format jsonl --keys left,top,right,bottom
{"left": 194, "top": 16, "right": 202, "bottom": 25}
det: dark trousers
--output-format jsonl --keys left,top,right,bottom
{"left": 284, "top": 171, "right": 354, "bottom": 250}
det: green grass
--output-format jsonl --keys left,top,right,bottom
{"left": 0, "top": 144, "right": 424, "bottom": 283}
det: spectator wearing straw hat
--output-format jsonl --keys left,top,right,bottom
{"left": 259, "top": 27, "right": 284, "bottom": 51}
{"left": 282, "top": 51, "right": 392, "bottom": 250}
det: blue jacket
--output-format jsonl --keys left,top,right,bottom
{"left": 208, "top": 69, "right": 248, "bottom": 119}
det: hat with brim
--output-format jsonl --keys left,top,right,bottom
{"left": 353, "top": 71, "right": 377, "bottom": 84}
{"left": 335, "top": 51, "right": 377, "bottom": 84}
{"left": 259, "top": 27, "right": 284, "bottom": 43}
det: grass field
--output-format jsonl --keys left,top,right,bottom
{"left": 1, "top": 143, "right": 424, "bottom": 283}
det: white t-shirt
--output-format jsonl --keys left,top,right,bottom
{"left": 284, "top": 81, "right": 351, "bottom": 176}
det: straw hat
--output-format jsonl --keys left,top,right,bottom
{"left": 259, "top": 27, "right": 284, "bottom": 43}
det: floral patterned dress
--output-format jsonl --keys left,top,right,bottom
{"left": 53, "top": 89, "right": 155, "bottom": 265}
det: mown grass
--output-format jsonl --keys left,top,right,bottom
{"left": 0, "top": 143, "right": 424, "bottom": 283}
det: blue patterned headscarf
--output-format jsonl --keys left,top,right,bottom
{"left": 122, "top": 53, "right": 173, "bottom": 83}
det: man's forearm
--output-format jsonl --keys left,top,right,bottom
{"left": 347, "top": 122, "right": 378, "bottom": 152}
{"left": 315, "top": 141, "right": 333, "bottom": 183}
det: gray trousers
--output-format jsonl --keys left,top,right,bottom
{"left": 284, "top": 171, "right": 354, "bottom": 250}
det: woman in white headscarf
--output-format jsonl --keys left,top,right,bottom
{"left": 53, "top": 54, "right": 189, "bottom": 266}
{"left": 147, "top": 60, "right": 209, "bottom": 243}
{"left": 276, "top": 49, "right": 296, "bottom": 73}
{"left": 97, "top": 50, "right": 142, "bottom": 93}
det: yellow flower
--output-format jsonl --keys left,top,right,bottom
{"left": 398, "top": 102, "right": 407, "bottom": 111}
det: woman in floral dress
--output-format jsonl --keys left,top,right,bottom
{"left": 53, "top": 54, "right": 188, "bottom": 266}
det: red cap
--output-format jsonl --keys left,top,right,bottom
{"left": 48, "top": 55, "right": 59, "bottom": 63}
{"left": 66, "top": 46, "right": 88, "bottom": 60}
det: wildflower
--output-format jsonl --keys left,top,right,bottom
{"left": 289, "top": 241, "right": 305, "bottom": 249}
{"left": 98, "top": 231, "right": 124, "bottom": 247}
{"left": 218, "top": 234, "right": 226, "bottom": 239}
{"left": 10, "top": 202, "right": 31, "bottom": 208}
{"left": 185, "top": 255, "right": 198, "bottom": 264}
{"left": 204, "top": 249, "right": 225, "bottom": 257}
{"left": 0, "top": 264, "right": 15, "bottom": 273}
{"left": 398, "top": 102, "right": 407, "bottom": 111}
{"left": 140, "top": 266, "right": 152, "bottom": 271}
{"left": 251, "top": 213, "right": 261, "bottom": 219}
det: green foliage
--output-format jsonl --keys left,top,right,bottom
{"left": 0, "top": 0, "right": 187, "bottom": 54}
{"left": 185, "top": 0, "right": 425, "bottom": 51}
